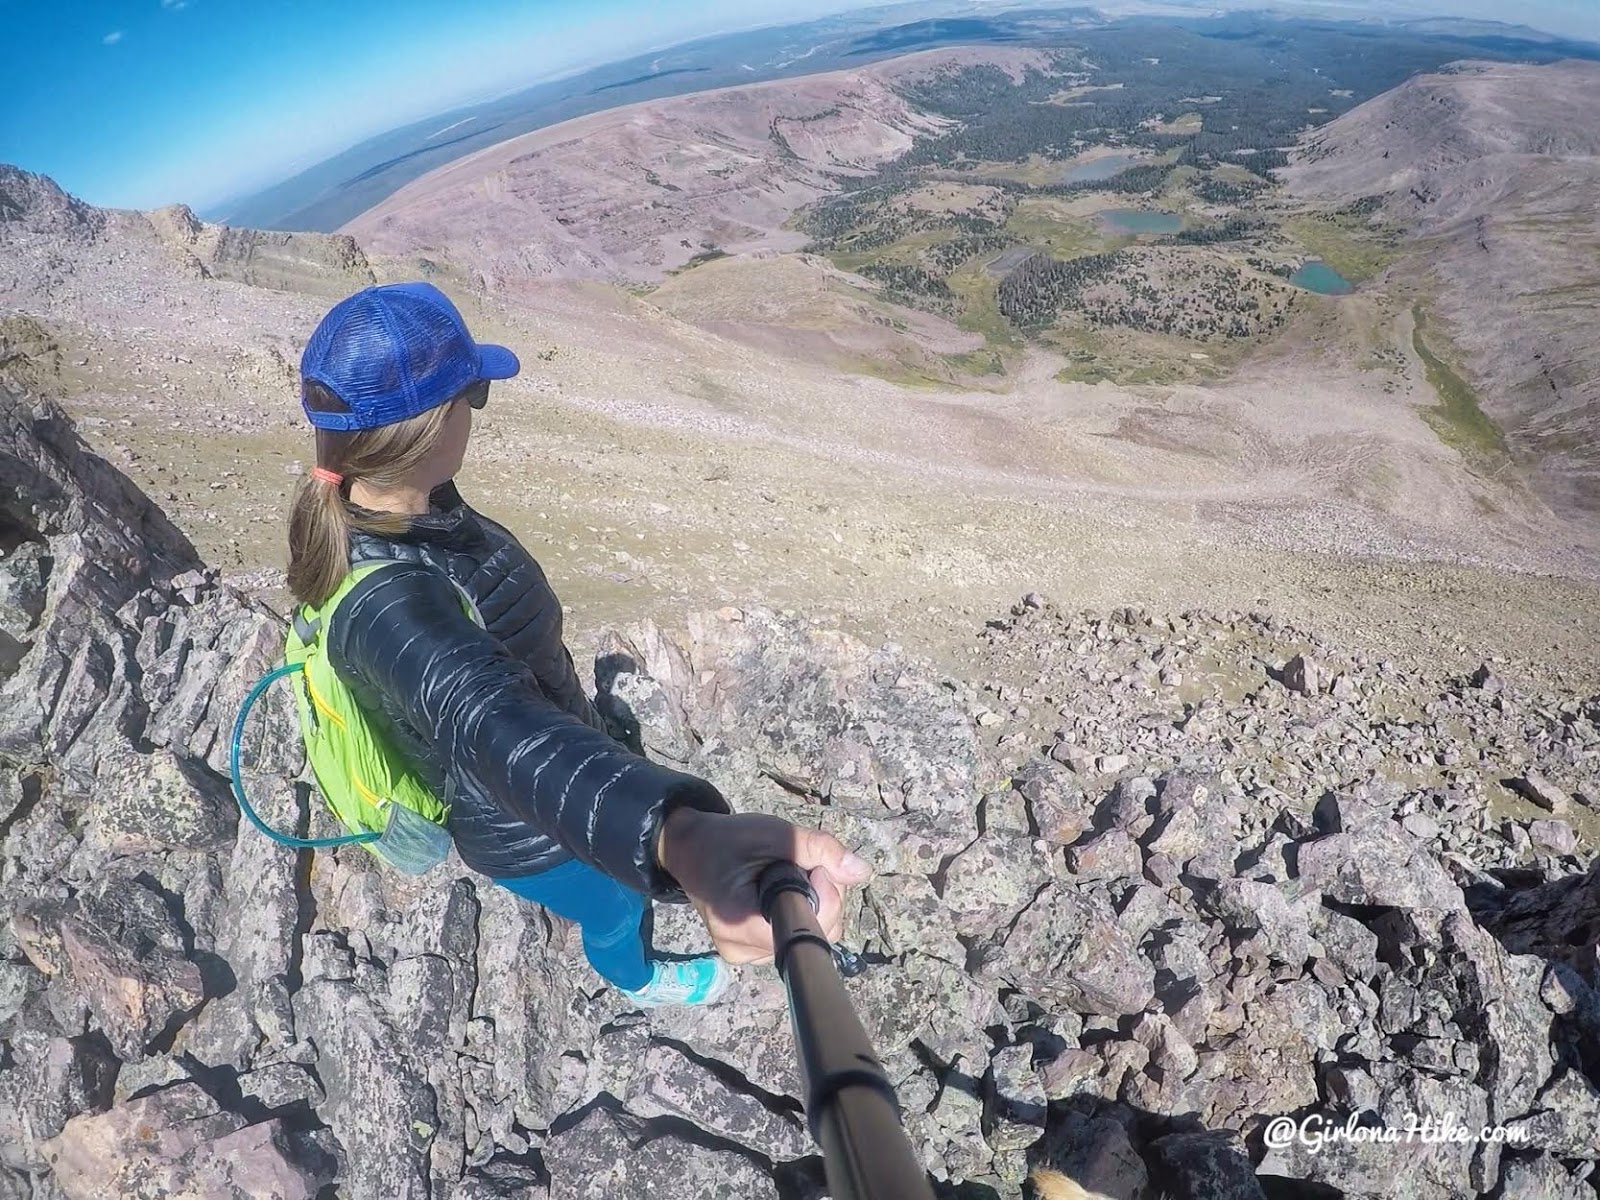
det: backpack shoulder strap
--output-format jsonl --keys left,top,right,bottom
{"left": 293, "top": 558, "right": 483, "bottom": 650}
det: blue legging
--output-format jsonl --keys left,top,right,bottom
{"left": 493, "top": 857, "right": 651, "bottom": 991}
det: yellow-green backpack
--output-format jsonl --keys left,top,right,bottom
{"left": 230, "top": 561, "right": 479, "bottom": 873}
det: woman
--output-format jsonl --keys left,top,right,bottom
{"left": 287, "top": 281, "right": 867, "bottom": 1007}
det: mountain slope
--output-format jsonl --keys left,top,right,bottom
{"left": 3, "top": 125, "right": 1596, "bottom": 680}
{"left": 340, "top": 52, "right": 1057, "bottom": 286}
{"left": 1285, "top": 59, "right": 1600, "bottom": 217}
{"left": 1281, "top": 59, "right": 1600, "bottom": 523}
{"left": 0, "top": 165, "right": 373, "bottom": 395}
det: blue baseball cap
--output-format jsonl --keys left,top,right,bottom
{"left": 299, "top": 282, "right": 520, "bottom": 431}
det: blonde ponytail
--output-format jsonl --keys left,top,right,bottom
{"left": 286, "top": 382, "right": 460, "bottom": 607}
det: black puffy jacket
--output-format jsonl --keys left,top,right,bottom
{"left": 325, "top": 481, "right": 729, "bottom": 890}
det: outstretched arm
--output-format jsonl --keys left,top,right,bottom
{"left": 329, "top": 564, "right": 728, "bottom": 896}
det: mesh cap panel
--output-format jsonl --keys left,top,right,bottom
{"left": 300, "top": 282, "right": 518, "bottom": 431}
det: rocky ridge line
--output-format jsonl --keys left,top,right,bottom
{"left": 1, "top": 387, "right": 1598, "bottom": 1199}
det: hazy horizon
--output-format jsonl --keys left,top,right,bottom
{"left": 0, "top": 0, "right": 868, "bottom": 212}
{"left": 1, "top": 0, "right": 1593, "bottom": 214}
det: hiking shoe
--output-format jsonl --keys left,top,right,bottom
{"left": 621, "top": 956, "right": 731, "bottom": 1008}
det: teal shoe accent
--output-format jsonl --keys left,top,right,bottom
{"left": 621, "top": 956, "right": 732, "bottom": 1009}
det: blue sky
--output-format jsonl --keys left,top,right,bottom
{"left": 0, "top": 0, "right": 865, "bottom": 211}
{"left": 2, "top": 0, "right": 1594, "bottom": 213}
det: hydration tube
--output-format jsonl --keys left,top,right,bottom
{"left": 229, "top": 662, "right": 380, "bottom": 850}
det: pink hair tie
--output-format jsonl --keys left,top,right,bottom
{"left": 311, "top": 467, "right": 344, "bottom": 486}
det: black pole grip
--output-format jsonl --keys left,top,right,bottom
{"left": 757, "top": 861, "right": 935, "bottom": 1200}
{"left": 760, "top": 859, "right": 818, "bottom": 925}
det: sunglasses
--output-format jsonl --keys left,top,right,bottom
{"left": 464, "top": 381, "right": 490, "bottom": 410}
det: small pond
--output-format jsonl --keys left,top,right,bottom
{"left": 1290, "top": 260, "right": 1354, "bottom": 294}
{"left": 1060, "top": 152, "right": 1144, "bottom": 184}
{"left": 1098, "top": 208, "right": 1182, "bottom": 235}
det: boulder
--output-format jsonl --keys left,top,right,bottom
{"left": 1012, "top": 761, "right": 1096, "bottom": 845}
{"left": 1065, "top": 830, "right": 1143, "bottom": 882}
{"left": 1473, "top": 860, "right": 1600, "bottom": 982}
{"left": 0, "top": 1032, "right": 117, "bottom": 1171}
{"left": 57, "top": 916, "right": 204, "bottom": 1061}
{"left": 1149, "top": 1131, "right": 1268, "bottom": 1200}
{"left": 1032, "top": 1111, "right": 1148, "bottom": 1200}
{"left": 940, "top": 834, "right": 1051, "bottom": 933}
{"left": 985, "top": 1043, "right": 1047, "bottom": 1159}
{"left": 1503, "top": 1069, "right": 1600, "bottom": 1157}
{"left": 1282, "top": 654, "right": 1321, "bottom": 695}
{"left": 981, "top": 883, "right": 1154, "bottom": 1017}
{"left": 292, "top": 978, "right": 436, "bottom": 1200}
{"left": 1293, "top": 824, "right": 1463, "bottom": 911}
{"left": 1199, "top": 878, "right": 1316, "bottom": 967}
{"left": 1527, "top": 818, "right": 1576, "bottom": 855}
{"left": 1495, "top": 1151, "right": 1596, "bottom": 1200}
{"left": 42, "top": 1082, "right": 327, "bottom": 1200}
{"left": 543, "top": 1105, "right": 778, "bottom": 1200}
{"left": 87, "top": 745, "right": 237, "bottom": 853}
{"left": 1510, "top": 773, "right": 1570, "bottom": 813}
{"left": 627, "top": 1042, "right": 809, "bottom": 1162}
{"left": 864, "top": 872, "right": 966, "bottom": 964}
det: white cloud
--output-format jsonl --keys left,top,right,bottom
{"left": 161, "top": 0, "right": 192, "bottom": 9}
{"left": 103, "top": 30, "right": 124, "bottom": 44}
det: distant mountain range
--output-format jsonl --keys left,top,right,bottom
{"left": 210, "top": 2, "right": 1598, "bottom": 233}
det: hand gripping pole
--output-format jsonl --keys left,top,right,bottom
{"left": 757, "top": 861, "right": 935, "bottom": 1200}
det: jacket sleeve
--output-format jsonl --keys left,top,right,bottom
{"left": 516, "top": 572, "right": 608, "bottom": 734}
{"left": 327, "top": 564, "right": 729, "bottom": 895}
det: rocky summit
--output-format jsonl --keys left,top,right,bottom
{"left": 1, "top": 384, "right": 1598, "bottom": 1199}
